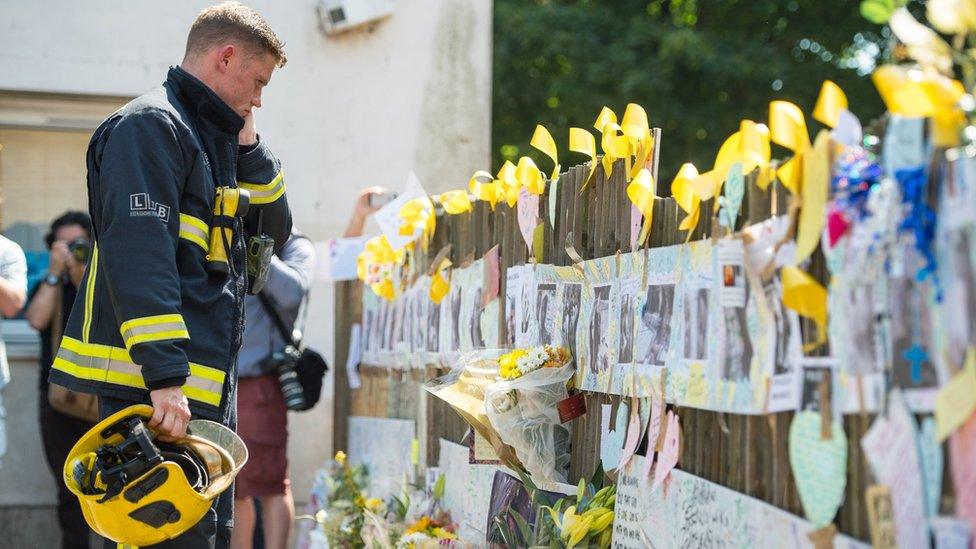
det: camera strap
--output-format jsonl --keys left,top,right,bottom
{"left": 257, "top": 292, "right": 301, "bottom": 349}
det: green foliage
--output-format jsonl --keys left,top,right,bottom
{"left": 493, "top": 0, "right": 889, "bottom": 183}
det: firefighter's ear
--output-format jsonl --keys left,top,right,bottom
{"left": 215, "top": 45, "right": 235, "bottom": 72}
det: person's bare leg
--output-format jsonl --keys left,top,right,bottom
{"left": 230, "top": 497, "right": 256, "bottom": 549}
{"left": 260, "top": 487, "right": 295, "bottom": 549}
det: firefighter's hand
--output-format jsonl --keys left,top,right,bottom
{"left": 149, "top": 386, "right": 192, "bottom": 442}
{"left": 239, "top": 111, "right": 258, "bottom": 146}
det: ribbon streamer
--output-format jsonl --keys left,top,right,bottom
{"left": 569, "top": 127, "right": 597, "bottom": 190}
{"left": 872, "top": 65, "right": 965, "bottom": 147}
{"left": 438, "top": 190, "right": 472, "bottom": 215}
{"left": 627, "top": 168, "right": 658, "bottom": 246}
{"left": 429, "top": 257, "right": 453, "bottom": 304}
{"left": 496, "top": 160, "right": 521, "bottom": 207}
{"left": 813, "top": 80, "right": 848, "bottom": 128}
{"left": 769, "top": 100, "right": 811, "bottom": 195}
{"left": 530, "top": 124, "right": 560, "bottom": 186}
{"left": 516, "top": 156, "right": 547, "bottom": 195}
{"left": 468, "top": 170, "right": 498, "bottom": 209}
{"left": 671, "top": 163, "right": 702, "bottom": 241}
{"left": 781, "top": 265, "right": 828, "bottom": 352}
{"left": 398, "top": 196, "right": 436, "bottom": 251}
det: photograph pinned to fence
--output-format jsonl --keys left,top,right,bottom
{"left": 537, "top": 282, "right": 558, "bottom": 346}
{"left": 504, "top": 265, "right": 523, "bottom": 347}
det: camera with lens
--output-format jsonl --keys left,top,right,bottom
{"left": 68, "top": 238, "right": 91, "bottom": 265}
{"left": 260, "top": 344, "right": 306, "bottom": 411}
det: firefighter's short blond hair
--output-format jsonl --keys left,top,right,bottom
{"left": 185, "top": 2, "right": 286, "bottom": 68}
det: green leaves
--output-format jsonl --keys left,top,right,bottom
{"left": 860, "top": 0, "right": 899, "bottom": 24}
{"left": 432, "top": 473, "right": 445, "bottom": 501}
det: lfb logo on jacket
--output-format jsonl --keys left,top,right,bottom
{"left": 129, "top": 193, "right": 171, "bottom": 223}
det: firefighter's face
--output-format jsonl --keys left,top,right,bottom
{"left": 211, "top": 45, "right": 277, "bottom": 118}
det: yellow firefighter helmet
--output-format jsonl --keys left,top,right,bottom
{"left": 63, "top": 404, "right": 247, "bottom": 546}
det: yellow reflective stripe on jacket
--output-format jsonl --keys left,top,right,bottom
{"left": 179, "top": 213, "right": 209, "bottom": 252}
{"left": 82, "top": 244, "right": 99, "bottom": 343}
{"left": 238, "top": 171, "right": 285, "bottom": 205}
{"left": 52, "top": 336, "right": 224, "bottom": 407}
{"left": 119, "top": 313, "right": 189, "bottom": 349}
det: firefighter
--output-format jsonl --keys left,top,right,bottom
{"left": 48, "top": 3, "right": 291, "bottom": 547}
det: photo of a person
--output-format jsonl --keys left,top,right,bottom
{"left": 560, "top": 283, "right": 582, "bottom": 353}
{"left": 765, "top": 280, "right": 793, "bottom": 375}
{"left": 800, "top": 367, "right": 831, "bottom": 412}
{"left": 505, "top": 272, "right": 520, "bottom": 346}
{"left": 412, "top": 291, "right": 426, "bottom": 353}
{"left": 617, "top": 284, "right": 636, "bottom": 364}
{"left": 471, "top": 281, "right": 486, "bottom": 349}
{"left": 637, "top": 284, "right": 675, "bottom": 365}
{"left": 537, "top": 283, "right": 557, "bottom": 345}
{"left": 519, "top": 269, "right": 533, "bottom": 342}
{"left": 427, "top": 295, "right": 441, "bottom": 352}
{"left": 451, "top": 288, "right": 462, "bottom": 352}
{"left": 846, "top": 283, "right": 880, "bottom": 376}
{"left": 683, "top": 287, "right": 709, "bottom": 360}
{"left": 589, "top": 285, "right": 613, "bottom": 374}
{"left": 721, "top": 306, "right": 753, "bottom": 382}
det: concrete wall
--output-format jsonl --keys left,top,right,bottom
{"left": 0, "top": 0, "right": 491, "bottom": 542}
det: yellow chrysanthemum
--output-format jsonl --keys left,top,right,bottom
{"left": 405, "top": 516, "right": 432, "bottom": 535}
{"left": 335, "top": 450, "right": 347, "bottom": 465}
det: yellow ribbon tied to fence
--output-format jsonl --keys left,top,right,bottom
{"left": 398, "top": 196, "right": 436, "bottom": 251}
{"left": 516, "top": 156, "right": 546, "bottom": 195}
{"left": 672, "top": 163, "right": 702, "bottom": 240}
{"left": 468, "top": 170, "right": 498, "bottom": 209}
{"left": 769, "top": 100, "right": 810, "bottom": 195}
{"left": 530, "top": 124, "right": 560, "bottom": 187}
{"left": 812, "top": 80, "right": 848, "bottom": 128}
{"left": 568, "top": 126, "right": 597, "bottom": 189}
{"left": 438, "top": 190, "right": 472, "bottom": 215}
{"left": 872, "top": 65, "right": 965, "bottom": 147}
{"left": 430, "top": 257, "right": 453, "bottom": 304}
{"left": 627, "top": 168, "right": 658, "bottom": 246}
{"left": 496, "top": 160, "right": 521, "bottom": 207}
{"left": 781, "top": 265, "right": 828, "bottom": 352}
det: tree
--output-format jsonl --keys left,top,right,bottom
{"left": 492, "top": 0, "right": 888, "bottom": 185}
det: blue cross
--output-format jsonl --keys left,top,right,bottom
{"left": 903, "top": 344, "right": 929, "bottom": 384}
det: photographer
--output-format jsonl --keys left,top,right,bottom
{"left": 25, "top": 211, "right": 94, "bottom": 549}
{"left": 232, "top": 229, "right": 314, "bottom": 549}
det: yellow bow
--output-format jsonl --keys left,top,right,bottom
{"left": 769, "top": 100, "right": 810, "bottom": 195}
{"left": 438, "top": 190, "right": 472, "bottom": 215}
{"left": 671, "top": 163, "right": 702, "bottom": 241}
{"left": 515, "top": 156, "right": 547, "bottom": 195}
{"left": 398, "top": 196, "right": 436, "bottom": 251}
{"left": 873, "top": 65, "right": 965, "bottom": 147}
{"left": 429, "top": 257, "right": 453, "bottom": 304}
{"left": 468, "top": 170, "right": 498, "bottom": 209}
{"left": 813, "top": 80, "right": 848, "bottom": 128}
{"left": 530, "top": 124, "right": 560, "bottom": 186}
{"left": 626, "top": 168, "right": 658, "bottom": 246}
{"left": 569, "top": 126, "right": 597, "bottom": 190}
{"left": 495, "top": 160, "right": 521, "bottom": 207}
{"left": 781, "top": 265, "right": 828, "bottom": 352}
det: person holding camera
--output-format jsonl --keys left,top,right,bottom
{"left": 25, "top": 211, "right": 95, "bottom": 549}
{"left": 232, "top": 228, "right": 315, "bottom": 549}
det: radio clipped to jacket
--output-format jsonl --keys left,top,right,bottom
{"left": 206, "top": 186, "right": 274, "bottom": 294}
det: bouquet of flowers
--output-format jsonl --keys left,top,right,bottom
{"left": 302, "top": 451, "right": 379, "bottom": 549}
{"left": 493, "top": 467, "right": 617, "bottom": 549}
{"left": 485, "top": 345, "right": 574, "bottom": 486}
{"left": 360, "top": 472, "right": 468, "bottom": 548}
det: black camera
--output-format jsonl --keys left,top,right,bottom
{"left": 260, "top": 345, "right": 306, "bottom": 411}
{"left": 68, "top": 238, "right": 91, "bottom": 265}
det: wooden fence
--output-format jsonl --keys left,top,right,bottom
{"left": 331, "top": 142, "right": 944, "bottom": 543}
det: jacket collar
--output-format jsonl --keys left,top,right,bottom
{"left": 166, "top": 66, "right": 244, "bottom": 137}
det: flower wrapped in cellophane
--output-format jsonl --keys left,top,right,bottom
{"left": 485, "top": 346, "right": 574, "bottom": 487}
